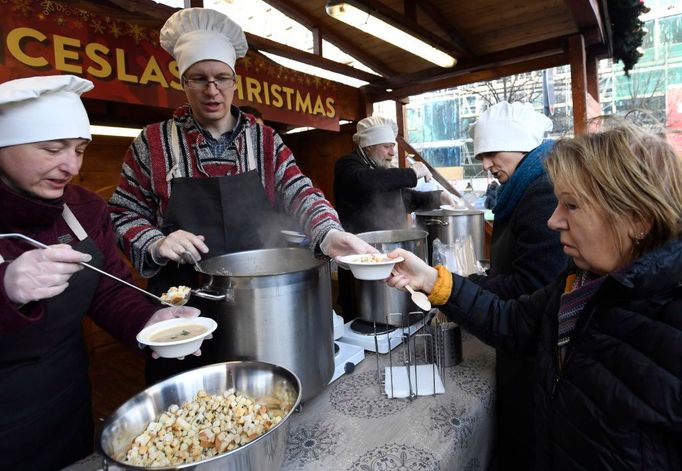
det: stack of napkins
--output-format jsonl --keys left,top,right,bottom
{"left": 384, "top": 365, "right": 445, "bottom": 398}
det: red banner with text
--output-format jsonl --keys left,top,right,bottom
{"left": 0, "top": 1, "right": 357, "bottom": 130}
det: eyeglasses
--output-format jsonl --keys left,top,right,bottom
{"left": 183, "top": 76, "right": 236, "bottom": 90}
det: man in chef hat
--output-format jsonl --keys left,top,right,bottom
{"left": 334, "top": 115, "right": 462, "bottom": 234}
{"left": 108, "top": 8, "right": 375, "bottom": 385}
{"left": 0, "top": 74, "right": 199, "bottom": 470}
{"left": 333, "top": 115, "right": 461, "bottom": 320}
{"left": 467, "top": 101, "right": 567, "bottom": 471}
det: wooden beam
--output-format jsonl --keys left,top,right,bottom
{"left": 359, "top": 88, "right": 374, "bottom": 119}
{"left": 371, "top": 53, "right": 569, "bottom": 102}
{"left": 386, "top": 36, "right": 568, "bottom": 89}
{"left": 395, "top": 100, "right": 407, "bottom": 168}
{"left": 563, "top": 0, "right": 605, "bottom": 43}
{"left": 312, "top": 27, "right": 322, "bottom": 56}
{"left": 104, "top": 0, "right": 177, "bottom": 21}
{"left": 404, "top": 0, "right": 417, "bottom": 20}
{"left": 349, "top": 0, "right": 463, "bottom": 58}
{"left": 260, "top": 0, "right": 396, "bottom": 77}
{"left": 586, "top": 51, "right": 599, "bottom": 100}
{"left": 397, "top": 136, "right": 462, "bottom": 197}
{"left": 245, "top": 33, "right": 382, "bottom": 84}
{"left": 569, "top": 34, "right": 588, "bottom": 135}
{"left": 416, "top": 0, "right": 473, "bottom": 57}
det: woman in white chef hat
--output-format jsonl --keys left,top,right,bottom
{"left": 466, "top": 101, "right": 568, "bottom": 470}
{"left": 108, "top": 8, "right": 375, "bottom": 385}
{"left": 0, "top": 75, "right": 198, "bottom": 471}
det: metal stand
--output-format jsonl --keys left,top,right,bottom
{"left": 376, "top": 311, "right": 441, "bottom": 400}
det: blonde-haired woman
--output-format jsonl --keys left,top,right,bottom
{"left": 388, "top": 120, "right": 682, "bottom": 470}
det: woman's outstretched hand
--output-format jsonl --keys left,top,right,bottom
{"left": 386, "top": 248, "right": 439, "bottom": 295}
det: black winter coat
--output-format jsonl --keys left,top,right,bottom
{"left": 468, "top": 172, "right": 567, "bottom": 470}
{"left": 333, "top": 150, "right": 440, "bottom": 234}
{"left": 441, "top": 238, "right": 682, "bottom": 470}
{"left": 468, "top": 173, "right": 567, "bottom": 299}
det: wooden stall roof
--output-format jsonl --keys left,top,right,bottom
{"left": 51, "top": 0, "right": 611, "bottom": 125}
{"left": 253, "top": 0, "right": 611, "bottom": 102}
{"left": 64, "top": 0, "right": 611, "bottom": 121}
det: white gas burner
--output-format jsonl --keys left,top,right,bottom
{"left": 330, "top": 341, "right": 365, "bottom": 383}
{"left": 339, "top": 318, "right": 426, "bottom": 354}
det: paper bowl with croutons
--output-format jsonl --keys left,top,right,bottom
{"left": 136, "top": 317, "right": 218, "bottom": 359}
{"left": 336, "top": 253, "right": 404, "bottom": 280}
{"left": 98, "top": 360, "right": 301, "bottom": 470}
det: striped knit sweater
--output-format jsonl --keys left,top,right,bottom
{"left": 108, "top": 105, "right": 341, "bottom": 278}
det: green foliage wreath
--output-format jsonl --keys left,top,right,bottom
{"left": 608, "top": 0, "right": 651, "bottom": 75}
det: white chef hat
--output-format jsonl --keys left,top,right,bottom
{"left": 0, "top": 75, "right": 93, "bottom": 148}
{"left": 160, "top": 8, "right": 248, "bottom": 77}
{"left": 353, "top": 116, "right": 398, "bottom": 148}
{"left": 470, "top": 101, "right": 552, "bottom": 158}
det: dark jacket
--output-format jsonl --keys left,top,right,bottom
{"left": 440, "top": 238, "right": 682, "bottom": 470}
{"left": 333, "top": 150, "right": 440, "bottom": 234}
{"left": 468, "top": 173, "right": 567, "bottom": 299}
{"left": 0, "top": 180, "right": 157, "bottom": 469}
{"left": 468, "top": 171, "right": 567, "bottom": 469}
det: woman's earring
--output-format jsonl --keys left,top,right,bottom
{"left": 634, "top": 231, "right": 645, "bottom": 245}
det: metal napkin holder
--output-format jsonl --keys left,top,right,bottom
{"left": 373, "top": 310, "right": 443, "bottom": 400}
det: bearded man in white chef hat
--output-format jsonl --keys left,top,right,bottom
{"left": 466, "top": 101, "right": 568, "bottom": 471}
{"left": 0, "top": 74, "right": 200, "bottom": 470}
{"left": 332, "top": 115, "right": 460, "bottom": 320}
{"left": 334, "top": 115, "right": 462, "bottom": 235}
{"left": 108, "top": 8, "right": 375, "bottom": 385}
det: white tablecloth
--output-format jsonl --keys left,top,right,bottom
{"left": 281, "top": 333, "right": 495, "bottom": 471}
{"left": 66, "top": 333, "right": 495, "bottom": 471}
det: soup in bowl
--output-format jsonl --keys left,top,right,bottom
{"left": 336, "top": 253, "right": 404, "bottom": 280}
{"left": 137, "top": 317, "right": 217, "bottom": 359}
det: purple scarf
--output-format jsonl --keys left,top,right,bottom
{"left": 557, "top": 270, "right": 606, "bottom": 363}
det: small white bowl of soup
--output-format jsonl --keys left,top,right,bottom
{"left": 336, "top": 254, "right": 404, "bottom": 281}
{"left": 136, "top": 317, "right": 218, "bottom": 359}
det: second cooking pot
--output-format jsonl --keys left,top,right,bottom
{"left": 415, "top": 209, "right": 485, "bottom": 264}
{"left": 194, "top": 247, "right": 333, "bottom": 403}
{"left": 347, "top": 229, "right": 428, "bottom": 326}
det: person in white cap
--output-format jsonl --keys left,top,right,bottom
{"left": 0, "top": 75, "right": 200, "bottom": 470}
{"left": 334, "top": 115, "right": 461, "bottom": 234}
{"left": 108, "top": 8, "right": 374, "bottom": 384}
{"left": 333, "top": 115, "right": 461, "bottom": 320}
{"left": 466, "top": 101, "right": 567, "bottom": 470}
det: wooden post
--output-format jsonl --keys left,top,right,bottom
{"left": 395, "top": 100, "right": 407, "bottom": 168}
{"left": 312, "top": 28, "right": 322, "bottom": 56}
{"left": 586, "top": 51, "right": 599, "bottom": 100}
{"left": 569, "top": 34, "right": 588, "bottom": 135}
{"left": 359, "top": 89, "right": 373, "bottom": 121}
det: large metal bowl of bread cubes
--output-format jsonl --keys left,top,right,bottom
{"left": 98, "top": 361, "right": 301, "bottom": 470}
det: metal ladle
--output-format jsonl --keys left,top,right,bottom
{"left": 0, "top": 232, "right": 176, "bottom": 307}
{"left": 391, "top": 269, "right": 432, "bottom": 311}
{"left": 183, "top": 250, "right": 203, "bottom": 273}
{"left": 166, "top": 251, "right": 226, "bottom": 306}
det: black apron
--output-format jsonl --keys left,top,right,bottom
{"left": 0, "top": 207, "right": 103, "bottom": 471}
{"left": 145, "top": 125, "right": 291, "bottom": 385}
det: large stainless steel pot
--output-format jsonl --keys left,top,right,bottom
{"left": 98, "top": 361, "right": 301, "bottom": 470}
{"left": 348, "top": 229, "right": 428, "bottom": 326}
{"left": 415, "top": 209, "right": 485, "bottom": 263}
{"left": 193, "top": 248, "right": 333, "bottom": 403}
